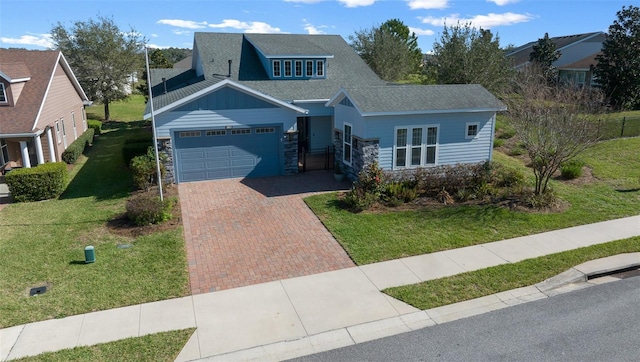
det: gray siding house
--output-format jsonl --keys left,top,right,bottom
{"left": 144, "top": 32, "right": 505, "bottom": 183}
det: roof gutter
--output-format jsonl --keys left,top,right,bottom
{"left": 0, "top": 129, "right": 45, "bottom": 138}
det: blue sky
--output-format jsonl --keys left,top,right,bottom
{"left": 0, "top": 0, "right": 630, "bottom": 53}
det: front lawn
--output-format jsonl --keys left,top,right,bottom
{"left": 0, "top": 121, "right": 189, "bottom": 328}
{"left": 385, "top": 236, "right": 640, "bottom": 310}
{"left": 305, "top": 138, "right": 640, "bottom": 265}
{"left": 13, "top": 329, "right": 194, "bottom": 362}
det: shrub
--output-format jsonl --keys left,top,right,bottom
{"left": 87, "top": 120, "right": 103, "bottom": 135}
{"left": 61, "top": 128, "right": 95, "bottom": 164}
{"left": 343, "top": 187, "right": 378, "bottom": 212}
{"left": 508, "top": 146, "right": 526, "bottom": 156}
{"left": 525, "top": 188, "right": 558, "bottom": 209}
{"left": 126, "top": 191, "right": 176, "bottom": 226}
{"left": 5, "top": 162, "right": 67, "bottom": 202}
{"left": 122, "top": 134, "right": 153, "bottom": 165}
{"left": 343, "top": 162, "right": 387, "bottom": 211}
{"left": 384, "top": 181, "right": 418, "bottom": 204}
{"left": 560, "top": 159, "right": 584, "bottom": 179}
{"left": 492, "top": 164, "right": 525, "bottom": 188}
{"left": 493, "top": 138, "right": 505, "bottom": 148}
{"left": 130, "top": 147, "right": 165, "bottom": 190}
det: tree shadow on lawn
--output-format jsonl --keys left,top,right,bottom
{"left": 60, "top": 126, "right": 137, "bottom": 201}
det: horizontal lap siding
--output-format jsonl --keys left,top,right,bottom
{"left": 155, "top": 108, "right": 298, "bottom": 138}
{"left": 364, "top": 112, "right": 495, "bottom": 170}
{"left": 334, "top": 104, "right": 365, "bottom": 134}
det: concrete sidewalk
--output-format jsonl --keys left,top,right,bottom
{"left": 1, "top": 215, "right": 639, "bottom": 361}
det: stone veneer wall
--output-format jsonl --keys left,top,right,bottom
{"left": 283, "top": 131, "right": 299, "bottom": 175}
{"left": 157, "top": 139, "right": 175, "bottom": 184}
{"left": 333, "top": 129, "right": 380, "bottom": 181}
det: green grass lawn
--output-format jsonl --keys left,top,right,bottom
{"left": 13, "top": 329, "right": 195, "bottom": 362}
{"left": 305, "top": 138, "right": 640, "bottom": 265}
{"left": 0, "top": 121, "right": 189, "bottom": 328}
{"left": 85, "top": 94, "right": 146, "bottom": 122}
{"left": 385, "top": 236, "right": 640, "bottom": 310}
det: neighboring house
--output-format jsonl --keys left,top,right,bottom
{"left": 506, "top": 32, "right": 605, "bottom": 87}
{"left": 144, "top": 32, "right": 505, "bottom": 183}
{"left": 0, "top": 49, "right": 90, "bottom": 172}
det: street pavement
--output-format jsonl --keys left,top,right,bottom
{"left": 0, "top": 215, "right": 638, "bottom": 361}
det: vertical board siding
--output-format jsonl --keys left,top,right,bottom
{"left": 156, "top": 108, "right": 298, "bottom": 138}
{"left": 175, "top": 87, "right": 279, "bottom": 112}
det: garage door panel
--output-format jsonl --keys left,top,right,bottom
{"left": 175, "top": 126, "right": 281, "bottom": 182}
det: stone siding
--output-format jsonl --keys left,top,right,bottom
{"left": 283, "top": 132, "right": 299, "bottom": 175}
{"left": 157, "top": 139, "right": 175, "bottom": 184}
{"left": 333, "top": 128, "right": 380, "bottom": 181}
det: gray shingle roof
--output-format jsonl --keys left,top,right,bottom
{"left": 147, "top": 32, "right": 385, "bottom": 114}
{"left": 338, "top": 84, "right": 506, "bottom": 114}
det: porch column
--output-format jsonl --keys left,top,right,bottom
{"left": 19, "top": 141, "right": 31, "bottom": 168}
{"left": 46, "top": 128, "right": 56, "bottom": 162}
{"left": 34, "top": 135, "right": 44, "bottom": 165}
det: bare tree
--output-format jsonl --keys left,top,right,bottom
{"left": 504, "top": 64, "right": 604, "bottom": 195}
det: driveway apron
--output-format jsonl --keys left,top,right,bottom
{"left": 179, "top": 172, "right": 355, "bottom": 294}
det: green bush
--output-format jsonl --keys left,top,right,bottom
{"left": 560, "top": 159, "right": 584, "bottom": 179}
{"left": 384, "top": 181, "right": 418, "bottom": 204}
{"left": 493, "top": 138, "right": 505, "bottom": 148}
{"left": 343, "top": 162, "right": 387, "bottom": 212}
{"left": 492, "top": 164, "right": 525, "bottom": 188}
{"left": 126, "top": 191, "right": 175, "bottom": 226}
{"left": 61, "top": 128, "right": 95, "bottom": 164}
{"left": 5, "top": 162, "right": 68, "bottom": 202}
{"left": 122, "top": 135, "right": 153, "bottom": 165}
{"left": 130, "top": 147, "right": 165, "bottom": 190}
{"left": 87, "top": 120, "right": 102, "bottom": 135}
{"left": 343, "top": 187, "right": 378, "bottom": 212}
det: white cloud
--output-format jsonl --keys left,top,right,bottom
{"left": 408, "top": 27, "right": 435, "bottom": 36}
{"left": 209, "top": 19, "right": 284, "bottom": 33}
{"left": 406, "top": 0, "right": 449, "bottom": 10}
{"left": 420, "top": 12, "right": 533, "bottom": 28}
{"left": 147, "top": 43, "right": 171, "bottom": 49}
{"left": 151, "top": 34, "right": 159, "bottom": 38}
{"left": 0, "top": 34, "right": 52, "bottom": 48}
{"left": 488, "top": 0, "right": 520, "bottom": 5}
{"left": 338, "top": 0, "right": 376, "bottom": 8}
{"left": 157, "top": 19, "right": 208, "bottom": 29}
{"left": 173, "top": 30, "right": 192, "bottom": 36}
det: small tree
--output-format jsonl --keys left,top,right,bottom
{"left": 594, "top": 5, "right": 640, "bottom": 110}
{"left": 504, "top": 64, "right": 604, "bottom": 195}
{"left": 51, "top": 16, "right": 146, "bottom": 120}
{"left": 350, "top": 19, "right": 422, "bottom": 82}
{"left": 137, "top": 49, "right": 174, "bottom": 100}
{"left": 426, "top": 23, "right": 514, "bottom": 94}
{"left": 529, "top": 33, "right": 561, "bottom": 84}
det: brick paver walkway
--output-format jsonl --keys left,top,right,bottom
{"left": 179, "top": 171, "right": 356, "bottom": 294}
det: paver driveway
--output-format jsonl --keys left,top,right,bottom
{"left": 179, "top": 171, "right": 356, "bottom": 294}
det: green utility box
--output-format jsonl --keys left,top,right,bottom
{"left": 84, "top": 245, "right": 96, "bottom": 264}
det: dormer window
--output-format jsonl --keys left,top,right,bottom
{"left": 284, "top": 60, "right": 292, "bottom": 77}
{"left": 316, "top": 60, "right": 324, "bottom": 77}
{"left": 273, "top": 60, "right": 281, "bottom": 77}
{"left": 0, "top": 84, "right": 7, "bottom": 103}
{"left": 295, "top": 61, "right": 303, "bottom": 77}
{"left": 306, "top": 60, "right": 313, "bottom": 76}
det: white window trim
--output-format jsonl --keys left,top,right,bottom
{"left": 295, "top": 60, "right": 303, "bottom": 77}
{"left": 284, "top": 60, "right": 292, "bottom": 77}
{"left": 55, "top": 121, "right": 61, "bottom": 144}
{"left": 393, "top": 125, "right": 439, "bottom": 170}
{"left": 72, "top": 112, "right": 78, "bottom": 139}
{"left": 0, "top": 83, "right": 7, "bottom": 103}
{"left": 316, "top": 60, "right": 324, "bottom": 76}
{"left": 465, "top": 122, "right": 479, "bottom": 139}
{"left": 305, "top": 60, "right": 313, "bottom": 77}
{"left": 273, "top": 60, "right": 281, "bottom": 77}
{"left": 343, "top": 122, "right": 353, "bottom": 165}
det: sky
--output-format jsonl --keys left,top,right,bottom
{"left": 0, "top": 0, "right": 631, "bottom": 53}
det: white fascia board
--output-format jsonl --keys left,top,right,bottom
{"left": 556, "top": 32, "right": 604, "bottom": 52}
{"left": 325, "top": 88, "right": 347, "bottom": 107}
{"left": 292, "top": 99, "right": 330, "bottom": 104}
{"left": 360, "top": 107, "right": 507, "bottom": 117}
{"left": 0, "top": 71, "right": 31, "bottom": 83}
{"left": 146, "top": 78, "right": 308, "bottom": 118}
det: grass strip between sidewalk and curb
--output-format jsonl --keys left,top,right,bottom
{"left": 384, "top": 236, "right": 640, "bottom": 310}
{"left": 11, "top": 328, "right": 195, "bottom": 362}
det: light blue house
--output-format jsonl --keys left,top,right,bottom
{"left": 144, "top": 32, "right": 506, "bottom": 183}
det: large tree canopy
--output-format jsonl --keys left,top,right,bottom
{"left": 595, "top": 5, "right": 640, "bottom": 110}
{"left": 425, "top": 23, "right": 514, "bottom": 94}
{"left": 51, "top": 16, "right": 146, "bottom": 120}
{"left": 349, "top": 19, "right": 422, "bottom": 82}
